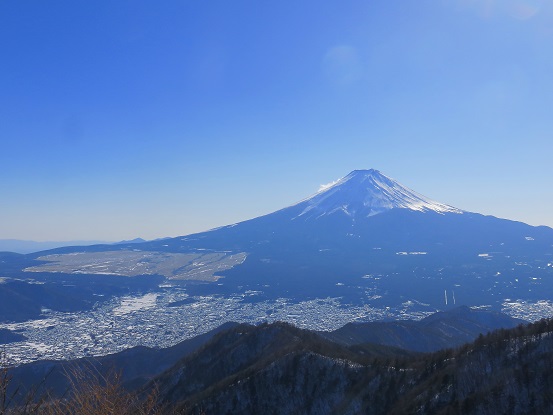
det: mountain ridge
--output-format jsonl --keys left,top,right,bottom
{"left": 321, "top": 305, "right": 525, "bottom": 352}
{"left": 147, "top": 314, "right": 553, "bottom": 414}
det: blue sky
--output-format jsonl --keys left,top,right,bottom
{"left": 1, "top": 0, "right": 552, "bottom": 241}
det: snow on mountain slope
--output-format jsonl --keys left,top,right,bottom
{"left": 292, "top": 169, "right": 463, "bottom": 220}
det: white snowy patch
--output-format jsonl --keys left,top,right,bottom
{"left": 27, "top": 342, "right": 53, "bottom": 354}
{"left": 292, "top": 169, "right": 463, "bottom": 220}
{"left": 113, "top": 293, "right": 158, "bottom": 316}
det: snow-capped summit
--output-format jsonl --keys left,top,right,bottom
{"left": 293, "top": 169, "right": 463, "bottom": 220}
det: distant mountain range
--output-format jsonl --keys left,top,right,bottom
{"left": 0, "top": 238, "right": 148, "bottom": 254}
{"left": 0, "top": 239, "right": 113, "bottom": 254}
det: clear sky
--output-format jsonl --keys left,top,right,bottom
{"left": 1, "top": 0, "right": 552, "bottom": 241}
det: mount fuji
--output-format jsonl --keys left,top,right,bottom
{"left": 5, "top": 169, "right": 553, "bottom": 321}
{"left": 291, "top": 169, "right": 462, "bottom": 220}
{"left": 138, "top": 168, "right": 553, "bottom": 309}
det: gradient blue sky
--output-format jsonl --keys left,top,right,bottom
{"left": 1, "top": 0, "right": 552, "bottom": 241}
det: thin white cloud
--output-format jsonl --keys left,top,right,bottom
{"left": 318, "top": 180, "right": 340, "bottom": 192}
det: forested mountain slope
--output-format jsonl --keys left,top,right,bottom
{"left": 150, "top": 319, "right": 553, "bottom": 414}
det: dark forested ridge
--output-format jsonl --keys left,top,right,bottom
{"left": 3, "top": 314, "right": 553, "bottom": 414}
{"left": 388, "top": 319, "right": 553, "bottom": 414}
{"left": 322, "top": 305, "right": 524, "bottom": 352}
{"left": 147, "top": 318, "right": 553, "bottom": 414}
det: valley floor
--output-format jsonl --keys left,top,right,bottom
{"left": 2, "top": 288, "right": 429, "bottom": 365}
{"left": 2, "top": 285, "right": 552, "bottom": 365}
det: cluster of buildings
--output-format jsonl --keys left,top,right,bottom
{"left": 0, "top": 287, "right": 430, "bottom": 365}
